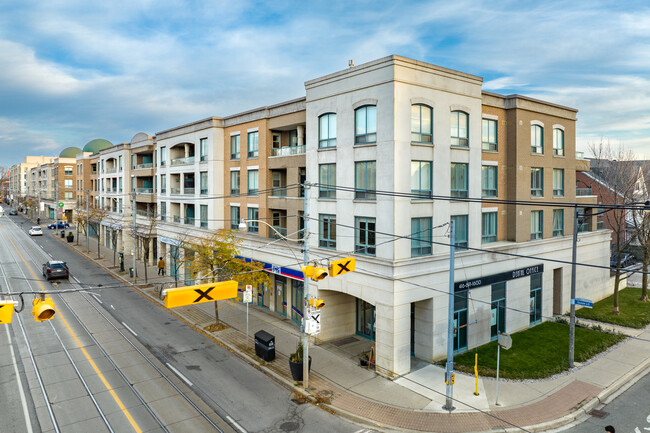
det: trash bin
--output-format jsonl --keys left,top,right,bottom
{"left": 119, "top": 252, "right": 125, "bottom": 272}
{"left": 129, "top": 267, "right": 134, "bottom": 278}
{"left": 254, "top": 330, "right": 275, "bottom": 362}
{"left": 60, "top": 230, "right": 65, "bottom": 238}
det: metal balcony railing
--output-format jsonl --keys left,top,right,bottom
{"left": 135, "top": 187, "right": 154, "bottom": 194}
{"left": 183, "top": 188, "right": 195, "bottom": 195}
{"left": 170, "top": 156, "right": 195, "bottom": 166}
{"left": 576, "top": 187, "right": 592, "bottom": 196}
{"left": 271, "top": 144, "right": 306, "bottom": 157}
{"left": 184, "top": 217, "right": 195, "bottom": 225}
{"left": 170, "top": 187, "right": 181, "bottom": 195}
{"left": 136, "top": 210, "right": 155, "bottom": 218}
{"left": 135, "top": 163, "right": 153, "bottom": 169}
{"left": 173, "top": 215, "right": 181, "bottom": 223}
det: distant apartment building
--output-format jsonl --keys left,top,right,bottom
{"left": 7, "top": 156, "right": 56, "bottom": 208}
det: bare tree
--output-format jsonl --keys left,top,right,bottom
{"left": 88, "top": 205, "right": 110, "bottom": 259}
{"left": 631, "top": 161, "right": 650, "bottom": 302}
{"left": 589, "top": 141, "right": 640, "bottom": 314}
{"left": 133, "top": 212, "right": 157, "bottom": 284}
{"left": 103, "top": 210, "right": 123, "bottom": 267}
{"left": 74, "top": 203, "right": 87, "bottom": 247}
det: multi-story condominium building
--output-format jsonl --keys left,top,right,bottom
{"left": 8, "top": 156, "right": 56, "bottom": 208}
{"left": 96, "top": 142, "right": 131, "bottom": 253}
{"left": 76, "top": 139, "right": 113, "bottom": 209}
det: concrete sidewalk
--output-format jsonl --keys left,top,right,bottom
{"left": 55, "top": 227, "right": 650, "bottom": 433}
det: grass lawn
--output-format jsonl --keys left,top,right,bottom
{"left": 450, "top": 321, "right": 625, "bottom": 380}
{"left": 575, "top": 287, "right": 650, "bottom": 329}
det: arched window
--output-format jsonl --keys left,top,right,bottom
{"left": 318, "top": 113, "right": 337, "bottom": 148}
{"left": 411, "top": 104, "right": 432, "bottom": 143}
{"left": 553, "top": 128, "right": 564, "bottom": 156}
{"left": 531, "top": 125, "right": 543, "bottom": 154}
{"left": 450, "top": 111, "right": 468, "bottom": 147}
{"left": 355, "top": 106, "right": 377, "bottom": 144}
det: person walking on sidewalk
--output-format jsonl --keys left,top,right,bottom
{"left": 157, "top": 257, "right": 165, "bottom": 275}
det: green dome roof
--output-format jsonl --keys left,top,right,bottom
{"left": 59, "top": 146, "right": 83, "bottom": 158}
{"left": 83, "top": 139, "right": 113, "bottom": 153}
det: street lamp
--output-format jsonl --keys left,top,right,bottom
{"left": 568, "top": 200, "right": 650, "bottom": 368}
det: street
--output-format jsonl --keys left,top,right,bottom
{"left": 0, "top": 213, "right": 380, "bottom": 433}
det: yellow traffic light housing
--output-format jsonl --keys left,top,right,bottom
{"left": 0, "top": 300, "right": 16, "bottom": 324}
{"left": 301, "top": 265, "right": 315, "bottom": 279}
{"left": 308, "top": 298, "right": 325, "bottom": 309}
{"left": 32, "top": 297, "right": 56, "bottom": 322}
{"left": 313, "top": 267, "right": 328, "bottom": 281}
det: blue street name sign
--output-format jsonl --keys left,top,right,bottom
{"left": 572, "top": 298, "right": 594, "bottom": 308}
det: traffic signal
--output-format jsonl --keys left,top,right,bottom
{"left": 0, "top": 300, "right": 16, "bottom": 324}
{"left": 313, "top": 267, "right": 328, "bottom": 281}
{"left": 32, "top": 297, "right": 56, "bottom": 322}
{"left": 308, "top": 298, "right": 325, "bottom": 308}
{"left": 301, "top": 265, "right": 315, "bottom": 279}
{"left": 329, "top": 257, "right": 355, "bottom": 277}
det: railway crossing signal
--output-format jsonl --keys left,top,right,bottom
{"left": 164, "top": 281, "right": 238, "bottom": 309}
{"left": 329, "top": 257, "right": 355, "bottom": 277}
{"left": 0, "top": 301, "right": 16, "bottom": 324}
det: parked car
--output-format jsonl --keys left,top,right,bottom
{"left": 29, "top": 226, "right": 43, "bottom": 236}
{"left": 42, "top": 260, "right": 69, "bottom": 280}
{"left": 47, "top": 222, "right": 70, "bottom": 229}
{"left": 610, "top": 252, "right": 635, "bottom": 268}
{"left": 9, "top": 209, "right": 17, "bottom": 215}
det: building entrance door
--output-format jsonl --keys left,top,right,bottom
{"left": 274, "top": 276, "right": 286, "bottom": 316}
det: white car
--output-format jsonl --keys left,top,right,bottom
{"left": 29, "top": 226, "right": 43, "bottom": 236}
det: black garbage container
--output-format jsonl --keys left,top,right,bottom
{"left": 254, "top": 330, "right": 275, "bottom": 362}
{"left": 119, "top": 252, "right": 125, "bottom": 272}
{"left": 60, "top": 230, "right": 65, "bottom": 238}
{"left": 129, "top": 267, "right": 134, "bottom": 278}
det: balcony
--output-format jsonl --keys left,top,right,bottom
{"left": 173, "top": 215, "right": 181, "bottom": 223}
{"left": 271, "top": 145, "right": 306, "bottom": 157}
{"left": 105, "top": 167, "right": 117, "bottom": 174}
{"left": 183, "top": 188, "right": 195, "bottom": 195}
{"left": 184, "top": 217, "right": 195, "bottom": 225}
{"left": 170, "top": 187, "right": 181, "bottom": 195}
{"left": 171, "top": 156, "right": 195, "bottom": 166}
{"left": 136, "top": 210, "right": 155, "bottom": 218}
{"left": 135, "top": 162, "right": 153, "bottom": 169}
{"left": 576, "top": 187, "right": 592, "bottom": 196}
{"left": 136, "top": 187, "right": 153, "bottom": 194}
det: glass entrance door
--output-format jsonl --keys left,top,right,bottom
{"left": 258, "top": 283, "right": 270, "bottom": 309}
{"left": 454, "top": 290, "right": 468, "bottom": 352}
{"left": 274, "top": 276, "right": 286, "bottom": 316}
{"left": 491, "top": 282, "right": 506, "bottom": 339}
{"left": 291, "top": 280, "right": 304, "bottom": 324}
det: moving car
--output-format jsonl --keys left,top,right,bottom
{"left": 29, "top": 226, "right": 43, "bottom": 236}
{"left": 9, "top": 209, "right": 17, "bottom": 215}
{"left": 610, "top": 252, "right": 635, "bottom": 268}
{"left": 42, "top": 260, "right": 69, "bottom": 280}
{"left": 47, "top": 222, "right": 70, "bottom": 229}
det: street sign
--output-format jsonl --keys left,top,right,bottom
{"left": 497, "top": 333, "right": 512, "bottom": 350}
{"left": 329, "top": 257, "right": 355, "bottom": 277}
{"left": 305, "top": 307, "right": 321, "bottom": 335}
{"left": 572, "top": 298, "right": 594, "bottom": 308}
{"left": 243, "top": 285, "right": 253, "bottom": 303}
{"left": 164, "top": 281, "right": 238, "bottom": 308}
{"left": 58, "top": 202, "right": 64, "bottom": 208}
{"left": 0, "top": 301, "right": 16, "bottom": 324}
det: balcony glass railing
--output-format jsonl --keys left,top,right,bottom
{"left": 135, "top": 163, "right": 154, "bottom": 169}
{"left": 271, "top": 187, "right": 287, "bottom": 197}
{"left": 170, "top": 156, "right": 195, "bottom": 166}
{"left": 105, "top": 167, "right": 117, "bottom": 174}
{"left": 184, "top": 217, "right": 195, "bottom": 225}
{"left": 576, "top": 187, "right": 592, "bottom": 196}
{"left": 271, "top": 144, "right": 306, "bottom": 157}
{"left": 135, "top": 187, "right": 153, "bottom": 194}
{"left": 136, "top": 210, "right": 155, "bottom": 218}
{"left": 173, "top": 215, "right": 181, "bottom": 223}
{"left": 183, "top": 187, "right": 195, "bottom": 195}
{"left": 170, "top": 187, "right": 181, "bottom": 195}
{"left": 272, "top": 226, "right": 288, "bottom": 239}
{"left": 200, "top": 220, "right": 208, "bottom": 228}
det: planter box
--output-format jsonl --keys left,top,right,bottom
{"left": 289, "top": 357, "right": 311, "bottom": 381}
{"left": 66, "top": 236, "right": 74, "bottom": 243}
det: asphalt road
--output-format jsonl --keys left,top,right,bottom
{"left": 2, "top": 213, "right": 381, "bottom": 433}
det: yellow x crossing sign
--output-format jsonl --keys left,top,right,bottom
{"left": 164, "top": 281, "right": 238, "bottom": 309}
{"left": 0, "top": 300, "right": 16, "bottom": 324}
{"left": 329, "top": 257, "right": 355, "bottom": 277}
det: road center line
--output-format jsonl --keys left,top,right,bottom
{"left": 165, "top": 363, "right": 193, "bottom": 387}
{"left": 121, "top": 322, "right": 138, "bottom": 337}
{"left": 110, "top": 304, "right": 115, "bottom": 310}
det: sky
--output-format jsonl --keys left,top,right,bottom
{"left": 1, "top": 0, "right": 650, "bottom": 166}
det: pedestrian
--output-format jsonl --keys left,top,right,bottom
{"left": 605, "top": 426, "right": 615, "bottom": 433}
{"left": 157, "top": 257, "right": 165, "bottom": 275}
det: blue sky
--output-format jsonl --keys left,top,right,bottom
{"left": 1, "top": 0, "right": 649, "bottom": 165}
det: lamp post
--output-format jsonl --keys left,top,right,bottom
{"left": 444, "top": 219, "right": 455, "bottom": 411}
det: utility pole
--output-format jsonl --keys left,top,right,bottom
{"left": 444, "top": 219, "right": 456, "bottom": 411}
{"left": 132, "top": 191, "right": 137, "bottom": 284}
{"left": 56, "top": 180, "right": 59, "bottom": 224}
{"left": 85, "top": 190, "right": 89, "bottom": 253}
{"left": 302, "top": 181, "right": 310, "bottom": 390}
{"left": 568, "top": 205, "right": 579, "bottom": 368}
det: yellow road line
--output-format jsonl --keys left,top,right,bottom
{"left": 5, "top": 232, "right": 143, "bottom": 433}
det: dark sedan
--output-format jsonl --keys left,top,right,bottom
{"left": 42, "top": 260, "right": 69, "bottom": 280}
{"left": 47, "top": 222, "right": 70, "bottom": 229}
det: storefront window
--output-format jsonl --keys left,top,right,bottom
{"left": 454, "top": 290, "right": 468, "bottom": 352}
{"left": 356, "top": 299, "right": 375, "bottom": 340}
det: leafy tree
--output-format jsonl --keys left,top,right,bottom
{"left": 185, "top": 229, "right": 269, "bottom": 326}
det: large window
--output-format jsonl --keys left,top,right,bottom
{"left": 531, "top": 125, "right": 543, "bottom": 154}
{"left": 450, "top": 111, "right": 469, "bottom": 147}
{"left": 230, "top": 171, "right": 240, "bottom": 195}
{"left": 319, "top": 214, "right": 336, "bottom": 249}
{"left": 531, "top": 167, "right": 543, "bottom": 197}
{"left": 160, "top": 201, "right": 166, "bottom": 221}
{"left": 482, "top": 212, "right": 497, "bottom": 243}
{"left": 230, "top": 206, "right": 240, "bottom": 230}
{"left": 451, "top": 215, "right": 468, "bottom": 249}
{"left": 450, "top": 163, "right": 468, "bottom": 198}
{"left": 553, "top": 168, "right": 564, "bottom": 197}
{"left": 64, "top": 166, "right": 73, "bottom": 176}
{"left": 531, "top": 210, "right": 543, "bottom": 240}
{"left": 482, "top": 118, "right": 497, "bottom": 151}
{"left": 319, "top": 113, "right": 337, "bottom": 148}
{"left": 530, "top": 274, "right": 542, "bottom": 325}
{"left": 200, "top": 205, "right": 208, "bottom": 228}
{"left": 355, "top": 105, "right": 377, "bottom": 144}
{"left": 160, "top": 174, "right": 166, "bottom": 194}
{"left": 200, "top": 138, "right": 208, "bottom": 161}
{"left": 247, "top": 207, "right": 259, "bottom": 233}
{"left": 318, "top": 163, "right": 336, "bottom": 198}
{"left": 482, "top": 165, "right": 497, "bottom": 197}
{"left": 411, "top": 161, "right": 432, "bottom": 198}
{"left": 355, "top": 216, "right": 376, "bottom": 256}
{"left": 454, "top": 290, "right": 468, "bottom": 352}
{"left": 553, "top": 128, "right": 564, "bottom": 156}
{"left": 247, "top": 170, "right": 258, "bottom": 196}
{"left": 160, "top": 147, "right": 166, "bottom": 166}
{"left": 200, "top": 172, "right": 208, "bottom": 195}
{"left": 411, "top": 217, "right": 432, "bottom": 257}
{"left": 411, "top": 104, "right": 432, "bottom": 143}
{"left": 355, "top": 161, "right": 376, "bottom": 200}
{"left": 64, "top": 179, "right": 73, "bottom": 188}
{"left": 247, "top": 131, "right": 259, "bottom": 158}
{"left": 230, "top": 135, "right": 240, "bottom": 160}
{"left": 553, "top": 209, "right": 564, "bottom": 237}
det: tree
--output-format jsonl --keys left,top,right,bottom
{"left": 631, "top": 161, "right": 650, "bottom": 302}
{"left": 185, "top": 229, "right": 269, "bottom": 327}
{"left": 589, "top": 141, "right": 640, "bottom": 314}
{"left": 74, "top": 203, "right": 87, "bottom": 247}
{"left": 88, "top": 205, "right": 109, "bottom": 259}
{"left": 132, "top": 212, "right": 157, "bottom": 284}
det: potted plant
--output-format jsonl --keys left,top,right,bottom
{"left": 66, "top": 231, "right": 74, "bottom": 242}
{"left": 359, "top": 351, "right": 370, "bottom": 367}
{"left": 289, "top": 340, "right": 311, "bottom": 381}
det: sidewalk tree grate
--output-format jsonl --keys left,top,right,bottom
{"left": 589, "top": 409, "right": 609, "bottom": 418}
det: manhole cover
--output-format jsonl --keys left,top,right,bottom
{"left": 280, "top": 421, "right": 299, "bottom": 431}
{"left": 590, "top": 409, "right": 609, "bottom": 418}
